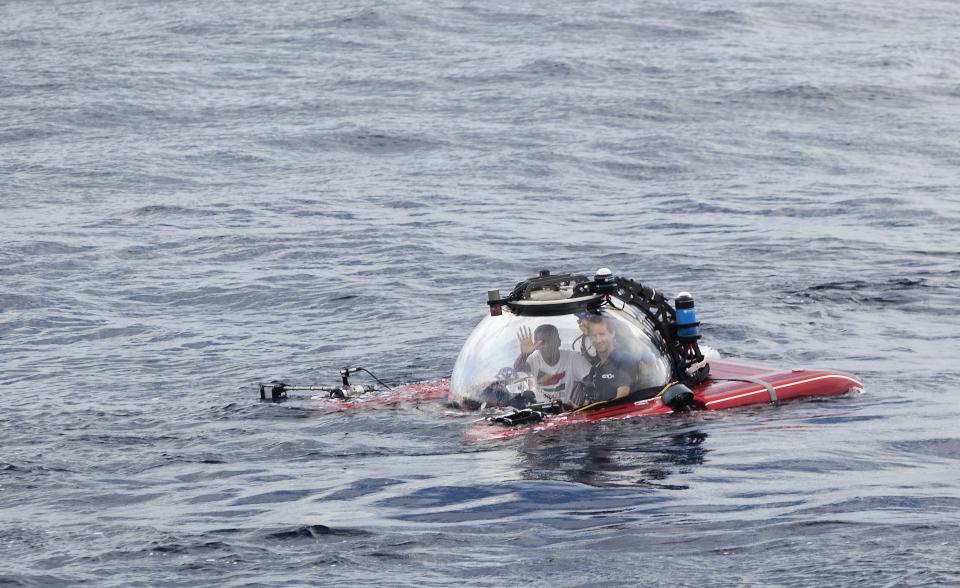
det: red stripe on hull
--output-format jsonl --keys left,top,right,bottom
{"left": 695, "top": 370, "right": 862, "bottom": 410}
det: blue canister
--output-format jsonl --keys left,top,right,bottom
{"left": 675, "top": 292, "right": 699, "bottom": 340}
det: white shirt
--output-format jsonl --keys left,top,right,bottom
{"left": 524, "top": 349, "right": 591, "bottom": 405}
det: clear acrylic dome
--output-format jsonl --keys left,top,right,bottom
{"left": 451, "top": 304, "right": 672, "bottom": 410}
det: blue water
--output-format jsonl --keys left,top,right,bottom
{"left": 3, "top": 0, "right": 960, "bottom": 585}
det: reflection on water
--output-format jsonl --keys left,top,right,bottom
{"left": 515, "top": 424, "right": 709, "bottom": 489}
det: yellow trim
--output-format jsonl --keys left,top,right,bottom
{"left": 571, "top": 401, "right": 606, "bottom": 414}
{"left": 654, "top": 381, "right": 677, "bottom": 398}
{"left": 571, "top": 381, "right": 677, "bottom": 413}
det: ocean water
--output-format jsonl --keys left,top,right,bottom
{"left": 3, "top": 0, "right": 960, "bottom": 585}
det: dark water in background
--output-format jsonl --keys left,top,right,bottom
{"left": 3, "top": 0, "right": 960, "bottom": 585}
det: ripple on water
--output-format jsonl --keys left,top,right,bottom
{"left": 4, "top": 0, "right": 960, "bottom": 586}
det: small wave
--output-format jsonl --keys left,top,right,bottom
{"left": 768, "top": 84, "right": 836, "bottom": 102}
{"left": 520, "top": 58, "right": 581, "bottom": 78}
{"left": 323, "top": 8, "right": 389, "bottom": 29}
{"left": 0, "top": 293, "right": 45, "bottom": 312}
{"left": 809, "top": 278, "right": 930, "bottom": 292}
{"left": 699, "top": 9, "right": 749, "bottom": 25}
{"left": 321, "top": 477, "right": 405, "bottom": 501}
{"left": 260, "top": 128, "right": 441, "bottom": 155}
{"left": 145, "top": 540, "right": 232, "bottom": 555}
{"left": 383, "top": 200, "right": 429, "bottom": 210}
{"left": 3, "top": 241, "right": 95, "bottom": 257}
{"left": 793, "top": 277, "right": 938, "bottom": 308}
{"left": 71, "top": 433, "right": 180, "bottom": 446}
{"left": 333, "top": 129, "right": 441, "bottom": 155}
{"left": 31, "top": 324, "right": 155, "bottom": 347}
{"left": 889, "top": 438, "right": 960, "bottom": 460}
{"left": 736, "top": 82, "right": 916, "bottom": 112}
{"left": 0, "top": 573, "right": 75, "bottom": 587}
{"left": 165, "top": 22, "right": 226, "bottom": 37}
{"left": 230, "top": 489, "right": 317, "bottom": 505}
{"left": 129, "top": 204, "right": 218, "bottom": 217}
{"left": 263, "top": 524, "right": 371, "bottom": 540}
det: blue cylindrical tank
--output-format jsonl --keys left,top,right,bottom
{"left": 675, "top": 292, "right": 699, "bottom": 340}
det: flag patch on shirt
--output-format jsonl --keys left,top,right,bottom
{"left": 538, "top": 371, "right": 566, "bottom": 387}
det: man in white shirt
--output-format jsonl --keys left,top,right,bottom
{"left": 514, "top": 323, "right": 591, "bottom": 407}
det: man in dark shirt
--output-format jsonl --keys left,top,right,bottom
{"left": 573, "top": 316, "right": 639, "bottom": 405}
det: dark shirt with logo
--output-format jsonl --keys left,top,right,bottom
{"left": 585, "top": 352, "right": 638, "bottom": 402}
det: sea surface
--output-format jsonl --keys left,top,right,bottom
{"left": 3, "top": 0, "right": 960, "bottom": 586}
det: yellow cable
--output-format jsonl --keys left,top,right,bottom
{"left": 571, "top": 401, "right": 606, "bottom": 414}
{"left": 654, "top": 381, "right": 677, "bottom": 398}
{"left": 572, "top": 381, "right": 677, "bottom": 414}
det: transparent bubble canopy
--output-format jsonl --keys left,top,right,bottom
{"left": 451, "top": 305, "right": 672, "bottom": 409}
